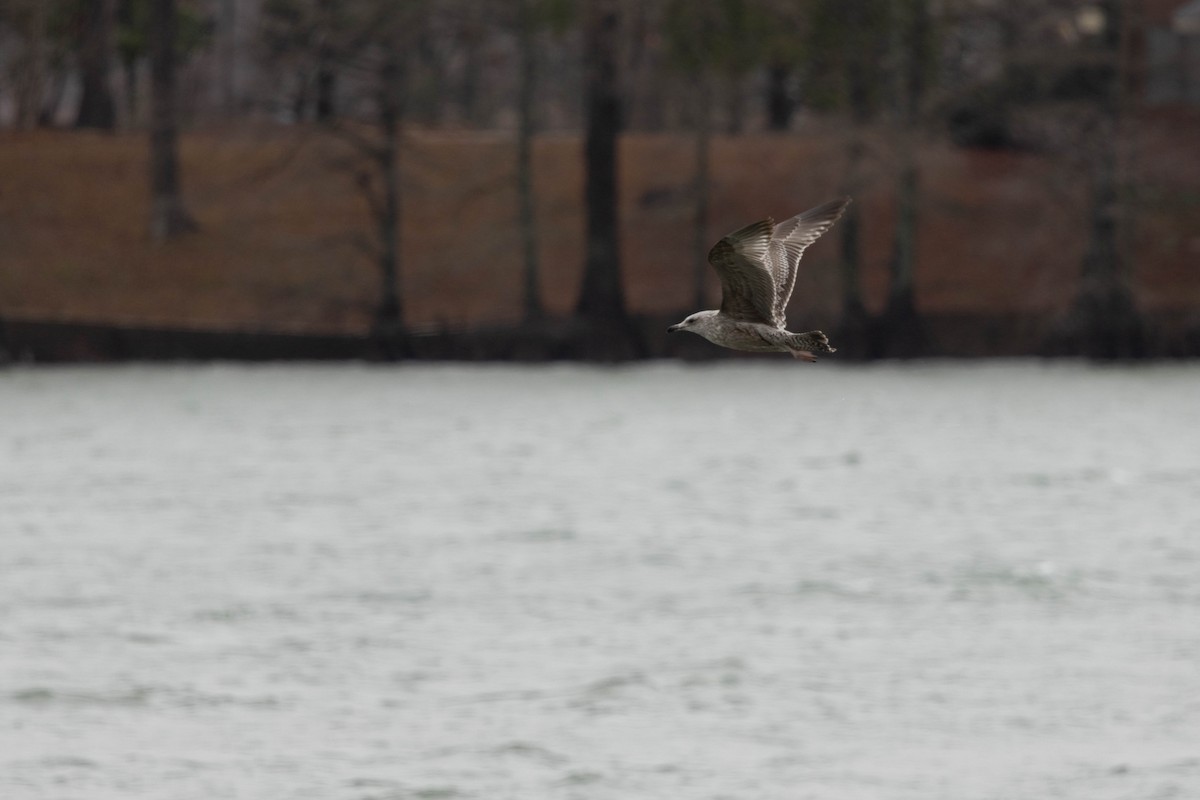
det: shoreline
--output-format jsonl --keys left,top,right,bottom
{"left": 3, "top": 311, "right": 1199, "bottom": 363}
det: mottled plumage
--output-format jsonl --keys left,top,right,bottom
{"left": 669, "top": 197, "right": 851, "bottom": 361}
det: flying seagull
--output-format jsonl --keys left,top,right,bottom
{"left": 668, "top": 197, "right": 851, "bottom": 361}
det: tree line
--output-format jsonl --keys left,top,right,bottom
{"left": 0, "top": 0, "right": 1154, "bottom": 358}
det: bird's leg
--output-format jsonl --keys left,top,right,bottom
{"left": 789, "top": 349, "right": 818, "bottom": 362}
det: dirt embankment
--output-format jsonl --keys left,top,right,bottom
{"left": 1, "top": 122, "right": 1198, "bottom": 359}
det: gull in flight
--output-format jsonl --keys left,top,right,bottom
{"left": 668, "top": 197, "right": 851, "bottom": 361}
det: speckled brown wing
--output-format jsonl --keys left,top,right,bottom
{"left": 708, "top": 218, "right": 779, "bottom": 325}
{"left": 767, "top": 197, "right": 851, "bottom": 325}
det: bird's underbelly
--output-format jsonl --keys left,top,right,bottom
{"left": 704, "top": 323, "right": 786, "bottom": 352}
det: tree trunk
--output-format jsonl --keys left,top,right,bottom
{"left": 149, "top": 0, "right": 196, "bottom": 241}
{"left": 315, "top": 64, "right": 337, "bottom": 122}
{"left": 575, "top": 0, "right": 626, "bottom": 320}
{"left": 885, "top": 153, "right": 918, "bottom": 317}
{"left": 878, "top": 0, "right": 929, "bottom": 357}
{"left": 765, "top": 62, "right": 793, "bottom": 131}
{"left": 878, "top": 137, "right": 925, "bottom": 357}
{"left": 76, "top": 0, "right": 117, "bottom": 130}
{"left": 837, "top": 51, "right": 873, "bottom": 357}
{"left": 123, "top": 60, "right": 139, "bottom": 125}
{"left": 292, "top": 69, "right": 310, "bottom": 121}
{"left": 836, "top": 138, "right": 870, "bottom": 358}
{"left": 373, "top": 54, "right": 404, "bottom": 335}
{"left": 838, "top": 193, "right": 865, "bottom": 318}
{"left": 459, "top": 6, "right": 485, "bottom": 127}
{"left": 517, "top": 0, "right": 543, "bottom": 322}
{"left": 314, "top": 0, "right": 337, "bottom": 123}
{"left": 692, "top": 75, "right": 712, "bottom": 310}
{"left": 1063, "top": 0, "right": 1144, "bottom": 358}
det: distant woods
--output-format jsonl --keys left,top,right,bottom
{"left": 0, "top": 0, "right": 1181, "bottom": 358}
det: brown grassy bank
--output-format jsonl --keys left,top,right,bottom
{"left": 1, "top": 124, "right": 1198, "bottom": 346}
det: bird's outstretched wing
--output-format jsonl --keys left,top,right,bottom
{"left": 766, "top": 197, "right": 851, "bottom": 325}
{"left": 708, "top": 218, "right": 779, "bottom": 325}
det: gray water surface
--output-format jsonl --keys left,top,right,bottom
{"left": 2, "top": 362, "right": 1199, "bottom": 799}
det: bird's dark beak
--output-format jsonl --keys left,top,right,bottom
{"left": 667, "top": 324, "right": 681, "bottom": 333}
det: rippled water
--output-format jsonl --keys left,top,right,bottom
{"left": 2, "top": 362, "right": 1199, "bottom": 800}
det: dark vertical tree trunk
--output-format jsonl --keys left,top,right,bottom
{"left": 76, "top": 0, "right": 117, "bottom": 130}
{"left": 1063, "top": 0, "right": 1144, "bottom": 358}
{"left": 692, "top": 75, "right": 712, "bottom": 310}
{"left": 576, "top": 0, "right": 626, "bottom": 321}
{"left": 123, "top": 60, "right": 139, "bottom": 124}
{"left": 292, "top": 69, "right": 310, "bottom": 121}
{"left": 314, "top": 0, "right": 337, "bottom": 123}
{"left": 836, "top": 50, "right": 873, "bottom": 357}
{"left": 459, "top": 6, "right": 485, "bottom": 127}
{"left": 373, "top": 54, "right": 405, "bottom": 337}
{"left": 315, "top": 64, "right": 337, "bottom": 122}
{"left": 765, "top": 62, "right": 793, "bottom": 131}
{"left": 836, "top": 143, "right": 870, "bottom": 358}
{"left": 885, "top": 155, "right": 918, "bottom": 317}
{"left": 517, "top": 0, "right": 543, "bottom": 321}
{"left": 878, "top": 0, "right": 929, "bottom": 357}
{"left": 149, "top": 0, "right": 195, "bottom": 241}
{"left": 879, "top": 151, "right": 924, "bottom": 358}
{"left": 839, "top": 192, "right": 864, "bottom": 318}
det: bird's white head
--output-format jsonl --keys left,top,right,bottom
{"left": 667, "top": 310, "right": 719, "bottom": 336}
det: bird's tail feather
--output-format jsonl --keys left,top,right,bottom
{"left": 787, "top": 330, "right": 836, "bottom": 361}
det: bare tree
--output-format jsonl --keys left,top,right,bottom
{"left": 876, "top": 0, "right": 934, "bottom": 357}
{"left": 149, "top": 0, "right": 196, "bottom": 240}
{"left": 76, "top": 0, "right": 118, "bottom": 129}
{"left": 805, "top": 0, "right": 890, "bottom": 356}
{"left": 313, "top": 0, "right": 338, "bottom": 122}
{"left": 758, "top": 2, "right": 806, "bottom": 132}
{"left": 663, "top": 0, "right": 771, "bottom": 310}
{"left": 1063, "top": 0, "right": 1145, "bottom": 357}
{"left": 332, "top": 2, "right": 434, "bottom": 345}
{"left": 690, "top": 76, "right": 713, "bottom": 311}
{"left": 372, "top": 51, "right": 405, "bottom": 334}
{"left": 945, "top": 0, "right": 1146, "bottom": 356}
{"left": 663, "top": 0, "right": 716, "bottom": 310}
{"left": 117, "top": 0, "right": 210, "bottom": 128}
{"left": 575, "top": 0, "right": 626, "bottom": 321}
{"left": 836, "top": 35, "right": 885, "bottom": 353}
{"left": 335, "top": 50, "right": 408, "bottom": 340}
{"left": 516, "top": 0, "right": 543, "bottom": 321}
{"left": 764, "top": 61, "right": 792, "bottom": 131}
{"left": 261, "top": 0, "right": 343, "bottom": 122}
{"left": 258, "top": 0, "right": 427, "bottom": 346}
{"left": 503, "top": 0, "right": 573, "bottom": 322}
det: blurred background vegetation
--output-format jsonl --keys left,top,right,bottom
{"left": 0, "top": 0, "right": 1198, "bottom": 360}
